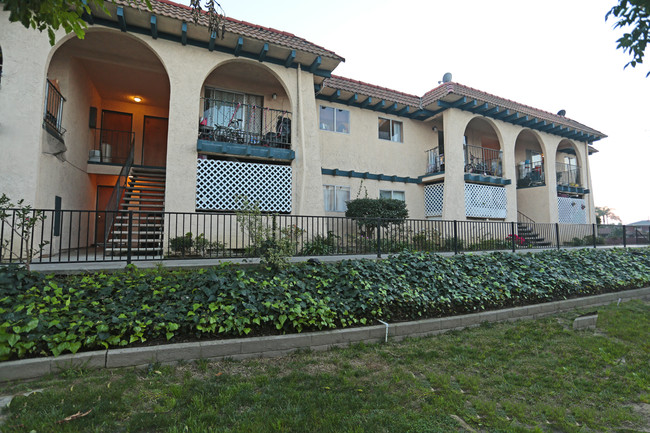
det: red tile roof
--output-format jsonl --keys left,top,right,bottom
{"left": 112, "top": 0, "right": 344, "bottom": 61}
{"left": 322, "top": 76, "right": 606, "bottom": 139}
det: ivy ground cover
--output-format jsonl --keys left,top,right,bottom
{"left": 2, "top": 301, "right": 649, "bottom": 432}
{"left": 1, "top": 248, "right": 649, "bottom": 361}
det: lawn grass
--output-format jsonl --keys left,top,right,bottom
{"left": 1, "top": 300, "right": 648, "bottom": 433}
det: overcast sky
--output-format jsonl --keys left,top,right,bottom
{"left": 188, "top": 0, "right": 649, "bottom": 223}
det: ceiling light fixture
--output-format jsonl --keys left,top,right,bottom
{"left": 133, "top": 96, "right": 142, "bottom": 103}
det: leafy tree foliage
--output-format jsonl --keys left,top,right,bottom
{"left": 595, "top": 206, "right": 622, "bottom": 225}
{"left": 1, "top": 0, "right": 224, "bottom": 45}
{"left": 345, "top": 198, "right": 408, "bottom": 237}
{"left": 606, "top": 0, "right": 650, "bottom": 76}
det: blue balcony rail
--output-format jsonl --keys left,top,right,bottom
{"left": 556, "top": 162, "right": 581, "bottom": 187}
{"left": 199, "top": 98, "right": 292, "bottom": 150}
{"left": 517, "top": 161, "right": 545, "bottom": 188}
{"left": 464, "top": 144, "right": 503, "bottom": 177}
{"left": 88, "top": 128, "right": 135, "bottom": 165}
{"left": 44, "top": 79, "right": 66, "bottom": 137}
{"left": 425, "top": 147, "right": 444, "bottom": 175}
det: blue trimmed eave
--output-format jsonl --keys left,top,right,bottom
{"left": 437, "top": 97, "right": 603, "bottom": 143}
{"left": 321, "top": 168, "right": 420, "bottom": 184}
{"left": 557, "top": 184, "right": 589, "bottom": 194}
{"left": 314, "top": 87, "right": 440, "bottom": 121}
{"left": 197, "top": 139, "right": 295, "bottom": 161}
{"left": 89, "top": 10, "right": 335, "bottom": 78}
{"left": 464, "top": 173, "right": 511, "bottom": 186}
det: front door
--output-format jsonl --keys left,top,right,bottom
{"left": 142, "top": 116, "right": 168, "bottom": 167}
{"left": 101, "top": 110, "right": 133, "bottom": 164}
{"left": 95, "top": 185, "right": 113, "bottom": 244}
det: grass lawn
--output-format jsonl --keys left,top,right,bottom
{"left": 1, "top": 300, "right": 649, "bottom": 433}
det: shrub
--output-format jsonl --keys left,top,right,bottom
{"left": 345, "top": 198, "right": 408, "bottom": 237}
{"left": 301, "top": 231, "right": 340, "bottom": 255}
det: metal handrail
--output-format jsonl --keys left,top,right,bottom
{"left": 425, "top": 147, "right": 444, "bottom": 175}
{"left": 464, "top": 144, "right": 503, "bottom": 177}
{"left": 89, "top": 128, "right": 135, "bottom": 165}
{"left": 555, "top": 162, "right": 581, "bottom": 187}
{"left": 44, "top": 79, "right": 66, "bottom": 136}
{"left": 517, "top": 211, "right": 536, "bottom": 224}
{"left": 199, "top": 98, "right": 292, "bottom": 149}
{"left": 103, "top": 136, "right": 135, "bottom": 244}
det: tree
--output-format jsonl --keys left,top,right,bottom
{"left": 606, "top": 0, "right": 650, "bottom": 76}
{"left": 345, "top": 198, "right": 409, "bottom": 237}
{"left": 595, "top": 206, "right": 622, "bottom": 225}
{"left": 1, "top": 0, "right": 225, "bottom": 45}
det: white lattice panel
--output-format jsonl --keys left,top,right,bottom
{"left": 557, "top": 196, "right": 586, "bottom": 224}
{"left": 465, "top": 183, "right": 507, "bottom": 219}
{"left": 196, "top": 159, "right": 292, "bottom": 212}
{"left": 424, "top": 184, "right": 444, "bottom": 217}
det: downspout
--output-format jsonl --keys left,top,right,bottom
{"left": 297, "top": 64, "right": 307, "bottom": 215}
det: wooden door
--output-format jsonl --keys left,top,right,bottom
{"left": 142, "top": 116, "right": 168, "bottom": 167}
{"left": 95, "top": 185, "right": 113, "bottom": 244}
{"left": 101, "top": 111, "right": 133, "bottom": 164}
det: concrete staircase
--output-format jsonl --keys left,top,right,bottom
{"left": 107, "top": 167, "right": 166, "bottom": 256}
{"left": 517, "top": 223, "right": 552, "bottom": 247}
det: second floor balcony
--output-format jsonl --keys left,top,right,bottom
{"left": 517, "top": 161, "right": 545, "bottom": 188}
{"left": 464, "top": 144, "right": 503, "bottom": 177}
{"left": 199, "top": 98, "right": 292, "bottom": 151}
{"left": 425, "top": 147, "right": 444, "bottom": 175}
{"left": 556, "top": 162, "right": 581, "bottom": 188}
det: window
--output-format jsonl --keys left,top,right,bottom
{"left": 379, "top": 190, "right": 405, "bottom": 201}
{"left": 378, "top": 118, "right": 402, "bottom": 142}
{"left": 203, "top": 87, "right": 262, "bottom": 133}
{"left": 323, "top": 185, "right": 350, "bottom": 212}
{"left": 320, "top": 106, "right": 350, "bottom": 133}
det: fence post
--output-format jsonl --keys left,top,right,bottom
{"left": 511, "top": 221, "right": 516, "bottom": 253}
{"left": 126, "top": 211, "right": 133, "bottom": 265}
{"left": 555, "top": 223, "right": 561, "bottom": 250}
{"left": 453, "top": 220, "right": 458, "bottom": 255}
{"left": 623, "top": 225, "right": 627, "bottom": 248}
{"left": 592, "top": 224, "right": 597, "bottom": 248}
{"left": 376, "top": 218, "right": 381, "bottom": 259}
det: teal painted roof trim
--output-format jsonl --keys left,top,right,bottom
{"left": 464, "top": 173, "right": 511, "bottom": 186}
{"left": 197, "top": 139, "right": 295, "bottom": 160}
{"left": 89, "top": 17, "right": 333, "bottom": 78}
{"left": 321, "top": 168, "right": 421, "bottom": 184}
{"left": 315, "top": 94, "right": 435, "bottom": 120}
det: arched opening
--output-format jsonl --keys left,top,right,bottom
{"left": 515, "top": 130, "right": 545, "bottom": 188}
{"left": 555, "top": 139, "right": 587, "bottom": 224}
{"left": 196, "top": 61, "right": 293, "bottom": 213}
{"left": 47, "top": 30, "right": 170, "bottom": 167}
{"left": 199, "top": 60, "right": 291, "bottom": 151}
{"left": 463, "top": 117, "right": 503, "bottom": 177}
{"left": 555, "top": 140, "right": 581, "bottom": 188}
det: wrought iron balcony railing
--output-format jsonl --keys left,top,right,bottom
{"left": 425, "top": 147, "right": 444, "bottom": 175}
{"left": 44, "top": 79, "right": 66, "bottom": 137}
{"left": 464, "top": 144, "right": 503, "bottom": 177}
{"left": 199, "top": 98, "right": 292, "bottom": 150}
{"left": 88, "top": 128, "right": 135, "bottom": 165}
{"left": 556, "top": 162, "right": 581, "bottom": 187}
{"left": 517, "top": 161, "right": 545, "bottom": 188}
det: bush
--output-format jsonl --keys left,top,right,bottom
{"left": 345, "top": 198, "right": 408, "bottom": 237}
{"left": 301, "top": 231, "right": 340, "bottom": 255}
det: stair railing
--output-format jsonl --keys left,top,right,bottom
{"left": 104, "top": 136, "right": 135, "bottom": 244}
{"left": 517, "top": 211, "right": 536, "bottom": 225}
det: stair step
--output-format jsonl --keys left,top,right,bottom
{"left": 128, "top": 180, "right": 165, "bottom": 187}
{"left": 132, "top": 167, "right": 166, "bottom": 174}
{"left": 123, "top": 198, "right": 165, "bottom": 202}
{"left": 124, "top": 192, "right": 166, "bottom": 197}
{"left": 131, "top": 172, "right": 166, "bottom": 178}
{"left": 120, "top": 204, "right": 164, "bottom": 208}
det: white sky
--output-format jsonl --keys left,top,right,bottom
{"left": 188, "top": 0, "right": 649, "bottom": 224}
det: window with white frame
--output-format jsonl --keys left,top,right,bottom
{"left": 319, "top": 106, "right": 350, "bottom": 133}
{"left": 379, "top": 190, "right": 405, "bottom": 201}
{"left": 378, "top": 117, "right": 402, "bottom": 142}
{"left": 323, "top": 185, "right": 350, "bottom": 212}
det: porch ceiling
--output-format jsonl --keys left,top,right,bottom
{"left": 58, "top": 32, "right": 170, "bottom": 108}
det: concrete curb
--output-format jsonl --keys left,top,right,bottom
{"left": 2, "top": 286, "right": 649, "bottom": 382}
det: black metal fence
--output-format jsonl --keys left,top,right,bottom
{"left": 1, "top": 209, "right": 648, "bottom": 265}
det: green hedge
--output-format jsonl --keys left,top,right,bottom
{"left": 1, "top": 248, "right": 649, "bottom": 361}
